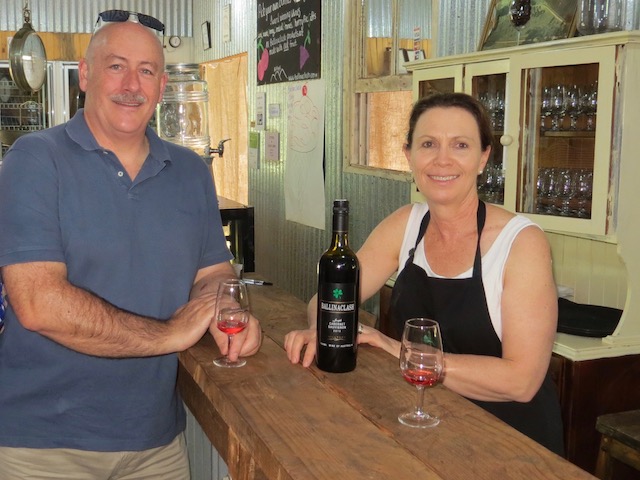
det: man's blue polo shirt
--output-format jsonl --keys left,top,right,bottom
{"left": 0, "top": 110, "right": 232, "bottom": 451}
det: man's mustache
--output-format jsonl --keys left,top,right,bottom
{"left": 110, "top": 94, "right": 147, "bottom": 104}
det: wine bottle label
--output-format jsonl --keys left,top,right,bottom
{"left": 318, "top": 282, "right": 357, "bottom": 348}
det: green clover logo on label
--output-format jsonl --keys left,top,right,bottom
{"left": 332, "top": 288, "right": 343, "bottom": 299}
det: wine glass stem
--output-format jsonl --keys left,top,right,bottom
{"left": 226, "top": 334, "right": 233, "bottom": 359}
{"left": 415, "top": 385, "right": 426, "bottom": 415}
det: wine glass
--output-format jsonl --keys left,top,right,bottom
{"left": 213, "top": 279, "right": 250, "bottom": 368}
{"left": 540, "top": 86, "right": 553, "bottom": 132}
{"left": 564, "top": 85, "right": 583, "bottom": 131}
{"left": 509, "top": 0, "right": 531, "bottom": 46}
{"left": 555, "top": 168, "right": 576, "bottom": 216}
{"left": 581, "top": 83, "right": 598, "bottom": 131}
{"left": 549, "top": 84, "right": 565, "bottom": 131}
{"left": 574, "top": 169, "right": 593, "bottom": 218}
{"left": 536, "top": 167, "right": 557, "bottom": 214}
{"left": 398, "top": 318, "right": 444, "bottom": 428}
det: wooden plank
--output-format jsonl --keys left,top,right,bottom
{"left": 244, "top": 283, "right": 594, "bottom": 479}
{"left": 178, "top": 363, "right": 229, "bottom": 461}
{"left": 179, "top": 282, "right": 596, "bottom": 479}
{"left": 180, "top": 335, "right": 442, "bottom": 480}
{"left": 321, "top": 345, "right": 593, "bottom": 480}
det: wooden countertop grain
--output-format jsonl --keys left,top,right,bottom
{"left": 178, "top": 278, "right": 596, "bottom": 480}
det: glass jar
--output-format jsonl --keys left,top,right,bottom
{"left": 577, "top": 0, "right": 625, "bottom": 35}
{"left": 156, "top": 64, "right": 210, "bottom": 157}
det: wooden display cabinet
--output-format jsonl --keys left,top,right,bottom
{"left": 406, "top": 32, "right": 640, "bottom": 240}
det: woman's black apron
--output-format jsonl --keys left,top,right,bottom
{"left": 389, "top": 202, "right": 564, "bottom": 455}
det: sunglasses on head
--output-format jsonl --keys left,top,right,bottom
{"left": 95, "top": 10, "right": 165, "bottom": 34}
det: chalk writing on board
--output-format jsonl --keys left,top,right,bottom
{"left": 257, "top": 0, "right": 321, "bottom": 85}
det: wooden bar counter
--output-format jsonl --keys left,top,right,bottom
{"left": 178, "top": 280, "right": 596, "bottom": 480}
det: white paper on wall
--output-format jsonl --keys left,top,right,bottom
{"left": 284, "top": 80, "right": 326, "bottom": 230}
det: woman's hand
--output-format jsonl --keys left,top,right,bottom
{"left": 357, "top": 324, "right": 401, "bottom": 358}
{"left": 284, "top": 328, "right": 316, "bottom": 367}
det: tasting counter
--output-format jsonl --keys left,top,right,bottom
{"left": 178, "top": 279, "right": 595, "bottom": 480}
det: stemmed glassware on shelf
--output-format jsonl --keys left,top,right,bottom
{"left": 480, "top": 90, "right": 505, "bottom": 131}
{"left": 477, "top": 162, "right": 504, "bottom": 205}
{"left": 540, "top": 86, "right": 553, "bottom": 132}
{"left": 536, "top": 167, "right": 593, "bottom": 218}
{"left": 213, "top": 279, "right": 250, "bottom": 368}
{"left": 580, "top": 83, "right": 598, "bottom": 131}
{"left": 548, "top": 84, "right": 565, "bottom": 132}
{"left": 555, "top": 168, "right": 576, "bottom": 216}
{"left": 564, "top": 85, "right": 583, "bottom": 131}
{"left": 541, "top": 82, "right": 597, "bottom": 132}
{"left": 537, "top": 167, "right": 558, "bottom": 214}
{"left": 574, "top": 169, "right": 593, "bottom": 218}
{"left": 398, "top": 318, "right": 444, "bottom": 428}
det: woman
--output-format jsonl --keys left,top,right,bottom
{"left": 284, "top": 92, "right": 564, "bottom": 454}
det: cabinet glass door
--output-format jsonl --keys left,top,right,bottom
{"left": 466, "top": 61, "right": 510, "bottom": 207}
{"left": 513, "top": 46, "right": 616, "bottom": 236}
{"left": 413, "top": 65, "right": 462, "bottom": 99}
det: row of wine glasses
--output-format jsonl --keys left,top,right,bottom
{"left": 536, "top": 167, "right": 593, "bottom": 218}
{"left": 477, "top": 162, "right": 504, "bottom": 204}
{"left": 540, "top": 83, "right": 598, "bottom": 132}
{"left": 478, "top": 91, "right": 505, "bottom": 131}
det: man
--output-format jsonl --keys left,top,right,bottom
{"left": 0, "top": 14, "right": 261, "bottom": 479}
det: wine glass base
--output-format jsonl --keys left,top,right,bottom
{"left": 213, "top": 356, "right": 247, "bottom": 368}
{"left": 398, "top": 411, "right": 440, "bottom": 428}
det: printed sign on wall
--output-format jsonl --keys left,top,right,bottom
{"left": 256, "top": 0, "right": 321, "bottom": 85}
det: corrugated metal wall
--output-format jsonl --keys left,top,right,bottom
{"left": 437, "top": 0, "right": 490, "bottom": 56}
{"left": 0, "top": 0, "right": 192, "bottom": 37}
{"left": 192, "top": 0, "right": 443, "bottom": 307}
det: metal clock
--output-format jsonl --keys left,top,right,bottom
{"left": 9, "top": 5, "right": 47, "bottom": 93}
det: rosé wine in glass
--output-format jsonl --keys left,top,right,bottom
{"left": 398, "top": 318, "right": 444, "bottom": 428}
{"left": 213, "top": 280, "right": 250, "bottom": 368}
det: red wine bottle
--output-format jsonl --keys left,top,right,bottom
{"left": 316, "top": 199, "right": 360, "bottom": 373}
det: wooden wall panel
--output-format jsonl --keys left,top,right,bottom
{"left": 547, "top": 232, "right": 626, "bottom": 309}
{"left": 0, "top": 31, "right": 91, "bottom": 61}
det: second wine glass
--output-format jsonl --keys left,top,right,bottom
{"left": 398, "top": 318, "right": 444, "bottom": 428}
{"left": 213, "top": 279, "right": 250, "bottom": 368}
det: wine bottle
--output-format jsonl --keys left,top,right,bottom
{"left": 316, "top": 199, "right": 360, "bottom": 373}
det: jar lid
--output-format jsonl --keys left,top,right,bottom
{"left": 165, "top": 63, "right": 200, "bottom": 74}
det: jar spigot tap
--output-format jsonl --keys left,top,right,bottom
{"left": 207, "top": 138, "right": 231, "bottom": 159}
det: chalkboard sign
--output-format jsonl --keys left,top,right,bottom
{"left": 257, "top": 0, "right": 321, "bottom": 85}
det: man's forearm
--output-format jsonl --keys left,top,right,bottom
{"left": 3, "top": 262, "right": 175, "bottom": 357}
{"left": 24, "top": 280, "right": 172, "bottom": 357}
{"left": 190, "top": 263, "right": 237, "bottom": 299}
